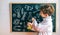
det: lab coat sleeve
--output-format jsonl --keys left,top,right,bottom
{"left": 37, "top": 22, "right": 49, "bottom": 32}
{"left": 32, "top": 19, "right": 50, "bottom": 32}
{"left": 32, "top": 20, "right": 38, "bottom": 27}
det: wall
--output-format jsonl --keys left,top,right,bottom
{"left": 0, "top": 0, "right": 59, "bottom": 35}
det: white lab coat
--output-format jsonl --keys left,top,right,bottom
{"left": 33, "top": 16, "right": 53, "bottom": 35}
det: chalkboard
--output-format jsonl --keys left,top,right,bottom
{"left": 10, "top": 3, "right": 56, "bottom": 32}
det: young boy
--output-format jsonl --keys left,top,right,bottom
{"left": 27, "top": 4, "right": 54, "bottom": 35}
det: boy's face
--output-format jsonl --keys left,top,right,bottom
{"left": 39, "top": 11, "right": 48, "bottom": 18}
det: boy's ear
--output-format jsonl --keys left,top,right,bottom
{"left": 45, "top": 14, "right": 48, "bottom": 17}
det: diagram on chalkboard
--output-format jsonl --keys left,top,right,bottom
{"left": 10, "top": 3, "right": 56, "bottom": 32}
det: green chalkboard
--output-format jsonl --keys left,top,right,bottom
{"left": 10, "top": 3, "right": 56, "bottom": 32}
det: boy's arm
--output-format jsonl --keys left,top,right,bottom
{"left": 31, "top": 19, "right": 39, "bottom": 32}
{"left": 36, "top": 23, "right": 49, "bottom": 32}
{"left": 32, "top": 20, "right": 49, "bottom": 32}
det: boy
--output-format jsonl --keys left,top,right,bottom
{"left": 27, "top": 4, "right": 54, "bottom": 35}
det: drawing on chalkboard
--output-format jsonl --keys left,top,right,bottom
{"left": 10, "top": 3, "right": 56, "bottom": 32}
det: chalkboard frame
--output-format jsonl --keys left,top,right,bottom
{"left": 9, "top": 3, "right": 56, "bottom": 33}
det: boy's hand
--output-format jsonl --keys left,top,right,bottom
{"left": 27, "top": 22, "right": 32, "bottom": 26}
{"left": 27, "top": 22, "right": 32, "bottom": 29}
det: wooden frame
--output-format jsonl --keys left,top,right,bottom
{"left": 9, "top": 3, "right": 56, "bottom": 33}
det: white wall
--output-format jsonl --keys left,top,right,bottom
{"left": 0, "top": 0, "right": 59, "bottom": 35}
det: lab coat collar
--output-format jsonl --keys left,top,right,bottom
{"left": 43, "top": 16, "right": 52, "bottom": 21}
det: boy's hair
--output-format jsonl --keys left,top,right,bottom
{"left": 40, "top": 4, "right": 54, "bottom": 16}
